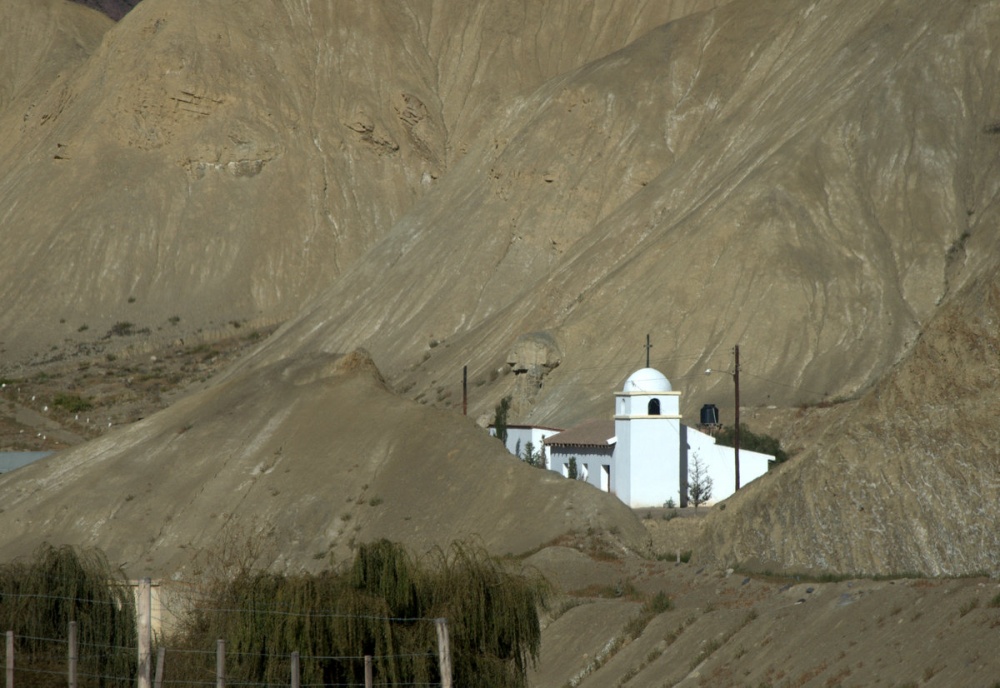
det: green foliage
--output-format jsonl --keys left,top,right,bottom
{"left": 715, "top": 423, "right": 790, "bottom": 464}
{"left": 176, "top": 540, "right": 546, "bottom": 688}
{"left": 0, "top": 545, "right": 137, "bottom": 686}
{"left": 623, "top": 590, "right": 673, "bottom": 640}
{"left": 52, "top": 393, "right": 93, "bottom": 413}
{"left": 643, "top": 590, "right": 673, "bottom": 615}
{"left": 520, "top": 441, "right": 545, "bottom": 468}
{"left": 567, "top": 457, "right": 578, "bottom": 480}
{"left": 493, "top": 396, "right": 511, "bottom": 445}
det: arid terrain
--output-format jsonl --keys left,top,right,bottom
{"left": 3, "top": 0, "right": 1000, "bottom": 685}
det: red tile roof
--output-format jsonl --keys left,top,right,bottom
{"left": 543, "top": 419, "right": 615, "bottom": 447}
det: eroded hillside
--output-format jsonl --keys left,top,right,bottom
{"left": 2, "top": 0, "right": 1000, "bottom": 585}
{"left": 0, "top": 0, "right": 720, "bottom": 363}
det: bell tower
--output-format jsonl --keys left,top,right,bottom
{"left": 613, "top": 368, "right": 683, "bottom": 507}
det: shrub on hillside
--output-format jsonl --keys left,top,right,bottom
{"left": 714, "top": 423, "right": 790, "bottom": 464}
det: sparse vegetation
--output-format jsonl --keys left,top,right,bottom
{"left": 52, "top": 393, "right": 93, "bottom": 413}
{"left": 715, "top": 423, "right": 790, "bottom": 464}
{"left": 687, "top": 452, "right": 712, "bottom": 508}
{"left": 107, "top": 321, "right": 135, "bottom": 337}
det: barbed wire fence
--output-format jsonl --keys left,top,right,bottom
{"left": 1, "top": 582, "right": 454, "bottom": 688}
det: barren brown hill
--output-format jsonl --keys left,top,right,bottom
{"left": 0, "top": 0, "right": 720, "bottom": 363}
{"left": 236, "top": 0, "right": 1000, "bottom": 426}
{"left": 4, "top": 3, "right": 1000, "bottom": 682}
{"left": 0, "top": 350, "right": 648, "bottom": 579}
{"left": 1, "top": 0, "right": 999, "bottom": 585}
{"left": 700, "top": 270, "right": 1000, "bottom": 576}
{"left": 0, "top": 0, "right": 110, "bottom": 113}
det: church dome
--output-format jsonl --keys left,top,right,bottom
{"left": 623, "top": 368, "right": 672, "bottom": 393}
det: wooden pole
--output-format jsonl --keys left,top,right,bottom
{"left": 68, "top": 622, "right": 77, "bottom": 688}
{"left": 153, "top": 647, "right": 165, "bottom": 688}
{"left": 462, "top": 366, "right": 467, "bottom": 416}
{"left": 435, "top": 619, "right": 452, "bottom": 688}
{"left": 6, "top": 630, "right": 13, "bottom": 688}
{"left": 364, "top": 655, "right": 372, "bottom": 688}
{"left": 734, "top": 344, "right": 741, "bottom": 491}
{"left": 290, "top": 651, "right": 299, "bottom": 688}
{"left": 216, "top": 639, "right": 225, "bottom": 688}
{"left": 138, "top": 578, "right": 152, "bottom": 688}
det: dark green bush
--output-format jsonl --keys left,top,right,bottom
{"left": 715, "top": 423, "right": 790, "bottom": 464}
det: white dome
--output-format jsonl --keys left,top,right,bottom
{"left": 622, "top": 368, "right": 672, "bottom": 393}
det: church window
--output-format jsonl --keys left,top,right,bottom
{"left": 648, "top": 398, "right": 661, "bottom": 415}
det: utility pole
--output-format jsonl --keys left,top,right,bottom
{"left": 734, "top": 344, "right": 741, "bottom": 491}
{"left": 462, "top": 365, "right": 468, "bottom": 416}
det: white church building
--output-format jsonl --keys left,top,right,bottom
{"left": 535, "top": 368, "right": 773, "bottom": 508}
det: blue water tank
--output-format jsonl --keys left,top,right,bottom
{"left": 700, "top": 404, "right": 720, "bottom": 426}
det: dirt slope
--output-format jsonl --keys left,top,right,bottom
{"left": 0, "top": 0, "right": 110, "bottom": 114}
{"left": 232, "top": 0, "right": 1000, "bottom": 428}
{"left": 0, "top": 0, "right": 720, "bottom": 363}
{"left": 700, "top": 269, "right": 1000, "bottom": 577}
{"left": 2, "top": 0, "right": 1000, "bottom": 590}
{"left": 0, "top": 351, "right": 648, "bottom": 579}
{"left": 531, "top": 559, "right": 1000, "bottom": 687}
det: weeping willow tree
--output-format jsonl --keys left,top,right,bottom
{"left": 0, "top": 544, "right": 137, "bottom": 688}
{"left": 175, "top": 540, "right": 546, "bottom": 688}
{"left": 425, "top": 542, "right": 546, "bottom": 686}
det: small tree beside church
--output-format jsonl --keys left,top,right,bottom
{"left": 687, "top": 452, "right": 713, "bottom": 508}
{"left": 521, "top": 441, "right": 545, "bottom": 468}
{"left": 493, "top": 395, "right": 511, "bottom": 445}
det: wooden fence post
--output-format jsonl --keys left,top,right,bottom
{"left": 435, "top": 619, "right": 452, "bottom": 688}
{"left": 6, "top": 631, "right": 13, "bottom": 688}
{"left": 216, "top": 639, "right": 225, "bottom": 688}
{"left": 68, "top": 622, "right": 77, "bottom": 688}
{"left": 138, "top": 578, "right": 152, "bottom": 688}
{"left": 364, "top": 655, "right": 372, "bottom": 688}
{"left": 153, "top": 646, "right": 165, "bottom": 688}
{"left": 290, "top": 651, "right": 299, "bottom": 688}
